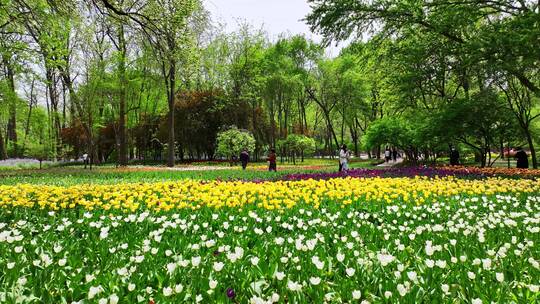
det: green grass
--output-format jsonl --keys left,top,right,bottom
{"left": 0, "top": 159, "right": 379, "bottom": 185}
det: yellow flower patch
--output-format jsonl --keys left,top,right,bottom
{"left": 1, "top": 176, "right": 538, "bottom": 212}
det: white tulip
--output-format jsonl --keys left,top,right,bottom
{"left": 250, "top": 257, "right": 260, "bottom": 266}
{"left": 17, "top": 277, "right": 27, "bottom": 286}
{"left": 175, "top": 284, "right": 183, "bottom": 293}
{"left": 109, "top": 294, "right": 119, "bottom": 304}
{"left": 213, "top": 262, "right": 224, "bottom": 272}
{"left": 441, "top": 284, "right": 449, "bottom": 294}
{"left": 163, "top": 287, "right": 173, "bottom": 297}
{"left": 309, "top": 277, "right": 321, "bottom": 285}
{"left": 191, "top": 256, "right": 201, "bottom": 267}
{"left": 88, "top": 285, "right": 103, "bottom": 299}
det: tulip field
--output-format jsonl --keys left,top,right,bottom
{"left": 1, "top": 168, "right": 540, "bottom": 303}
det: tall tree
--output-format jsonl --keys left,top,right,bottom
{"left": 97, "top": 0, "right": 201, "bottom": 167}
{"left": 306, "top": 0, "right": 540, "bottom": 97}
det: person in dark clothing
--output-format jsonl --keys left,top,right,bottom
{"left": 392, "top": 147, "right": 398, "bottom": 162}
{"left": 239, "top": 149, "right": 249, "bottom": 170}
{"left": 384, "top": 146, "right": 391, "bottom": 163}
{"left": 268, "top": 149, "right": 277, "bottom": 172}
{"left": 450, "top": 147, "right": 460, "bottom": 166}
{"left": 515, "top": 147, "right": 529, "bottom": 169}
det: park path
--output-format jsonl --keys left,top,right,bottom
{"left": 377, "top": 157, "right": 404, "bottom": 168}
{"left": 165, "top": 165, "right": 231, "bottom": 171}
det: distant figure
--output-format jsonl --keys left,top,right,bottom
{"left": 268, "top": 149, "right": 277, "bottom": 172}
{"left": 392, "top": 147, "right": 398, "bottom": 162}
{"left": 384, "top": 147, "right": 391, "bottom": 163}
{"left": 515, "top": 147, "right": 529, "bottom": 169}
{"left": 82, "top": 153, "right": 89, "bottom": 169}
{"left": 239, "top": 149, "right": 250, "bottom": 170}
{"left": 339, "top": 145, "right": 351, "bottom": 172}
{"left": 450, "top": 147, "right": 460, "bottom": 166}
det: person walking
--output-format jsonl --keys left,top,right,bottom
{"left": 384, "top": 146, "right": 391, "bottom": 163}
{"left": 339, "top": 145, "right": 351, "bottom": 172}
{"left": 392, "top": 147, "right": 398, "bottom": 162}
{"left": 449, "top": 146, "right": 460, "bottom": 166}
{"left": 82, "top": 153, "right": 89, "bottom": 169}
{"left": 515, "top": 147, "right": 529, "bottom": 169}
{"left": 268, "top": 149, "right": 277, "bottom": 172}
{"left": 239, "top": 149, "right": 250, "bottom": 170}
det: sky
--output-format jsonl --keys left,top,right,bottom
{"left": 203, "top": 0, "right": 345, "bottom": 56}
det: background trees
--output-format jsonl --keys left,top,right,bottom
{"left": 306, "top": 0, "right": 540, "bottom": 168}
{"left": 0, "top": 0, "right": 538, "bottom": 168}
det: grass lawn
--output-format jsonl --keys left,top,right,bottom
{"left": 0, "top": 158, "right": 379, "bottom": 185}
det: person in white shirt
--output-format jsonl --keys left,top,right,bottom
{"left": 339, "top": 145, "right": 351, "bottom": 172}
{"left": 82, "top": 153, "right": 89, "bottom": 169}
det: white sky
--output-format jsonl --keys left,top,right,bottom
{"left": 203, "top": 0, "right": 345, "bottom": 56}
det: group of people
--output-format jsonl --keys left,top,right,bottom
{"left": 449, "top": 146, "right": 529, "bottom": 168}
{"left": 238, "top": 148, "right": 277, "bottom": 172}
{"left": 239, "top": 146, "right": 354, "bottom": 172}
{"left": 384, "top": 147, "right": 399, "bottom": 163}
{"left": 236, "top": 145, "right": 531, "bottom": 172}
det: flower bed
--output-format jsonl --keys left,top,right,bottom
{"left": 281, "top": 167, "right": 488, "bottom": 181}
{"left": 0, "top": 185, "right": 538, "bottom": 303}
{"left": 1, "top": 176, "right": 539, "bottom": 211}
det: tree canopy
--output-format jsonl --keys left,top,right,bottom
{"left": 0, "top": 0, "right": 538, "bottom": 168}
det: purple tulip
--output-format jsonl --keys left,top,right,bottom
{"left": 226, "top": 288, "right": 236, "bottom": 299}
{"left": 279, "top": 167, "right": 488, "bottom": 181}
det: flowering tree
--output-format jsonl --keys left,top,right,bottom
{"left": 216, "top": 127, "right": 256, "bottom": 163}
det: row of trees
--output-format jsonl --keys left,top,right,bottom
{"left": 1, "top": 0, "right": 539, "bottom": 167}
{"left": 306, "top": 0, "right": 540, "bottom": 168}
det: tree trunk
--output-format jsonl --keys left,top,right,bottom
{"left": 525, "top": 130, "right": 538, "bottom": 169}
{"left": 46, "top": 67, "right": 60, "bottom": 160}
{"left": 350, "top": 124, "right": 359, "bottom": 157}
{"left": 500, "top": 139, "right": 504, "bottom": 160}
{"left": 3, "top": 54, "right": 17, "bottom": 156}
{"left": 118, "top": 24, "right": 128, "bottom": 167}
{"left": 166, "top": 62, "right": 176, "bottom": 168}
{"left": 0, "top": 131, "right": 7, "bottom": 160}
{"left": 23, "top": 80, "right": 35, "bottom": 153}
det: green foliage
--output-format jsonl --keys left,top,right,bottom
{"left": 1, "top": 0, "right": 539, "bottom": 169}
{"left": 24, "top": 141, "right": 53, "bottom": 164}
{"left": 362, "top": 117, "right": 413, "bottom": 151}
{"left": 280, "top": 134, "right": 316, "bottom": 155}
{"left": 216, "top": 127, "right": 256, "bottom": 160}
